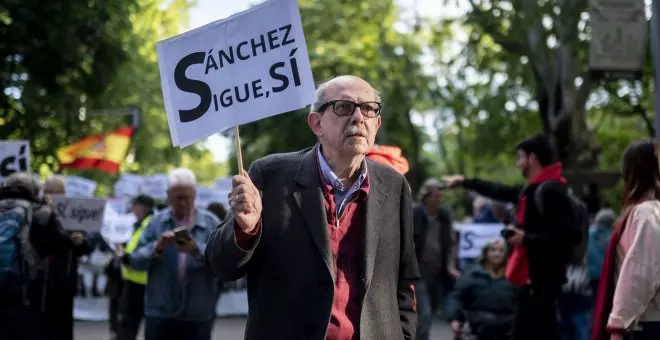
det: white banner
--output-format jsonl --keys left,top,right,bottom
{"left": 156, "top": 0, "right": 315, "bottom": 147}
{"left": 106, "top": 197, "right": 131, "bottom": 215}
{"left": 140, "top": 174, "right": 168, "bottom": 200}
{"left": 0, "top": 140, "right": 30, "bottom": 183}
{"left": 457, "top": 223, "right": 505, "bottom": 259}
{"left": 101, "top": 213, "right": 136, "bottom": 244}
{"left": 196, "top": 186, "right": 226, "bottom": 209}
{"left": 52, "top": 196, "right": 107, "bottom": 232}
{"left": 114, "top": 174, "right": 144, "bottom": 198}
{"left": 65, "top": 176, "right": 98, "bottom": 198}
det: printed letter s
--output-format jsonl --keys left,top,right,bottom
{"left": 174, "top": 52, "right": 212, "bottom": 123}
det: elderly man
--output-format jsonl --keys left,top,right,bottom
{"left": 205, "top": 75, "right": 420, "bottom": 340}
{"left": 129, "top": 168, "right": 220, "bottom": 340}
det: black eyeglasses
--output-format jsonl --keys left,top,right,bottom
{"left": 315, "top": 100, "right": 382, "bottom": 118}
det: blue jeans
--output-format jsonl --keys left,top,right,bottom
{"left": 415, "top": 278, "right": 452, "bottom": 340}
{"left": 559, "top": 310, "right": 590, "bottom": 340}
{"left": 415, "top": 281, "right": 433, "bottom": 340}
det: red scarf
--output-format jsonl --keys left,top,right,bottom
{"left": 505, "top": 163, "right": 567, "bottom": 286}
{"left": 591, "top": 200, "right": 649, "bottom": 340}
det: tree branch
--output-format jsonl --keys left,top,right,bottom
{"left": 465, "top": 0, "right": 524, "bottom": 55}
{"left": 575, "top": 72, "right": 592, "bottom": 110}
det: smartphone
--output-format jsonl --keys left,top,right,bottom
{"left": 173, "top": 227, "right": 192, "bottom": 243}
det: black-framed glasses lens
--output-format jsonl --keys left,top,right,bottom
{"left": 333, "top": 100, "right": 381, "bottom": 117}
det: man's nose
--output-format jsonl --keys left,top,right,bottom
{"left": 350, "top": 105, "right": 365, "bottom": 124}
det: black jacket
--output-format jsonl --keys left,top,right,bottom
{"left": 0, "top": 186, "right": 76, "bottom": 306}
{"left": 412, "top": 205, "right": 455, "bottom": 278}
{"left": 206, "top": 147, "right": 419, "bottom": 340}
{"left": 445, "top": 266, "right": 517, "bottom": 333}
{"left": 461, "top": 177, "right": 580, "bottom": 294}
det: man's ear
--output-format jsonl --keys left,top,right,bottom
{"left": 308, "top": 112, "right": 323, "bottom": 137}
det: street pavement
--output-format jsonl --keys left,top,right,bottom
{"left": 74, "top": 317, "right": 454, "bottom": 339}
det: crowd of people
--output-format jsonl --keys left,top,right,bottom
{"left": 2, "top": 74, "right": 660, "bottom": 340}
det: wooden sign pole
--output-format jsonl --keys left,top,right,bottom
{"left": 234, "top": 126, "right": 244, "bottom": 173}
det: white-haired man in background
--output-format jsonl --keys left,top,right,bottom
{"left": 128, "top": 168, "right": 220, "bottom": 340}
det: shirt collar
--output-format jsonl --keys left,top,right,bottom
{"left": 316, "top": 144, "right": 368, "bottom": 192}
{"left": 165, "top": 208, "right": 198, "bottom": 228}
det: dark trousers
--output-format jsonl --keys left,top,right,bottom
{"left": 0, "top": 305, "right": 48, "bottom": 340}
{"left": 512, "top": 285, "right": 561, "bottom": 340}
{"left": 119, "top": 281, "right": 146, "bottom": 340}
{"left": 109, "top": 294, "right": 121, "bottom": 335}
{"left": 145, "top": 316, "right": 214, "bottom": 340}
{"left": 51, "top": 292, "right": 75, "bottom": 340}
{"left": 626, "top": 322, "right": 660, "bottom": 340}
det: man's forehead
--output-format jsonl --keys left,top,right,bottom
{"left": 324, "top": 80, "right": 377, "bottom": 101}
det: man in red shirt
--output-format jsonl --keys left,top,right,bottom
{"left": 205, "top": 75, "right": 420, "bottom": 340}
{"left": 442, "top": 134, "right": 580, "bottom": 340}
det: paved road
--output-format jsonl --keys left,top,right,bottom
{"left": 75, "top": 317, "right": 453, "bottom": 340}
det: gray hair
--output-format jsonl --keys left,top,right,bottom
{"left": 4, "top": 172, "right": 41, "bottom": 197}
{"left": 594, "top": 208, "right": 616, "bottom": 228}
{"left": 167, "top": 168, "right": 196, "bottom": 189}
{"left": 417, "top": 177, "right": 442, "bottom": 202}
{"left": 43, "top": 175, "right": 66, "bottom": 195}
{"left": 310, "top": 75, "right": 382, "bottom": 113}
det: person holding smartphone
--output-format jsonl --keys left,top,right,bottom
{"left": 442, "top": 133, "right": 581, "bottom": 340}
{"left": 126, "top": 168, "right": 220, "bottom": 340}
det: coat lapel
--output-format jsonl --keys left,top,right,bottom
{"left": 363, "top": 162, "right": 387, "bottom": 288}
{"left": 292, "top": 148, "right": 335, "bottom": 281}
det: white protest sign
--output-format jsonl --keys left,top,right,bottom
{"left": 140, "top": 174, "right": 168, "bottom": 200}
{"left": 114, "top": 174, "right": 144, "bottom": 197}
{"left": 65, "top": 176, "right": 98, "bottom": 198}
{"left": 195, "top": 186, "right": 225, "bottom": 208}
{"left": 215, "top": 177, "right": 232, "bottom": 191}
{"left": 157, "top": 0, "right": 316, "bottom": 147}
{"left": 52, "top": 196, "right": 107, "bottom": 232}
{"left": 101, "top": 213, "right": 136, "bottom": 244}
{"left": 0, "top": 140, "right": 30, "bottom": 183}
{"left": 107, "top": 197, "right": 131, "bottom": 215}
{"left": 457, "top": 223, "right": 505, "bottom": 259}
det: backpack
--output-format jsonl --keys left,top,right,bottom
{"left": 0, "top": 198, "right": 47, "bottom": 306}
{"left": 534, "top": 181, "right": 592, "bottom": 297}
{"left": 534, "top": 181, "right": 589, "bottom": 264}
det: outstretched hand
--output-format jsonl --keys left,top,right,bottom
{"left": 441, "top": 175, "right": 465, "bottom": 188}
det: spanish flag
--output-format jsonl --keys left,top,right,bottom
{"left": 57, "top": 126, "right": 135, "bottom": 174}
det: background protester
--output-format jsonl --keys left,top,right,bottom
{"left": 442, "top": 133, "right": 582, "bottom": 340}
{"left": 587, "top": 209, "right": 616, "bottom": 295}
{"left": 414, "top": 178, "right": 460, "bottom": 340}
{"left": 42, "top": 175, "right": 94, "bottom": 340}
{"left": 593, "top": 140, "right": 660, "bottom": 340}
{"left": 117, "top": 194, "right": 155, "bottom": 340}
{"left": 0, "top": 172, "right": 76, "bottom": 340}
{"left": 446, "top": 239, "right": 516, "bottom": 340}
{"left": 129, "top": 168, "right": 220, "bottom": 340}
{"left": 206, "top": 202, "right": 228, "bottom": 221}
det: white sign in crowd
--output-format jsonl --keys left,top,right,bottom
{"left": 52, "top": 196, "right": 107, "bottom": 232}
{"left": 0, "top": 140, "right": 30, "bottom": 184}
{"left": 456, "top": 223, "right": 506, "bottom": 259}
{"left": 64, "top": 175, "right": 98, "bottom": 198}
{"left": 157, "top": 0, "right": 316, "bottom": 148}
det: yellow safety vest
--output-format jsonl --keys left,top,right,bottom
{"left": 121, "top": 215, "right": 152, "bottom": 285}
